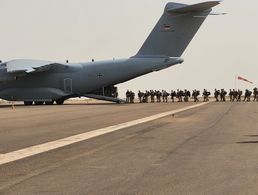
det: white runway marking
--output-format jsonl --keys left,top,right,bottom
{"left": 0, "top": 102, "right": 208, "bottom": 166}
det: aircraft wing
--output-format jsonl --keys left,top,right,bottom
{"left": 6, "top": 59, "right": 67, "bottom": 74}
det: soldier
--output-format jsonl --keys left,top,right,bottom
{"left": 162, "top": 90, "right": 169, "bottom": 102}
{"left": 180, "top": 90, "right": 184, "bottom": 102}
{"left": 184, "top": 89, "right": 191, "bottom": 102}
{"left": 203, "top": 89, "right": 206, "bottom": 102}
{"left": 150, "top": 90, "right": 155, "bottom": 103}
{"left": 244, "top": 89, "right": 252, "bottom": 102}
{"left": 214, "top": 89, "right": 220, "bottom": 102}
{"left": 232, "top": 89, "right": 238, "bottom": 102}
{"left": 220, "top": 89, "right": 227, "bottom": 102}
{"left": 171, "top": 90, "right": 176, "bottom": 102}
{"left": 129, "top": 91, "right": 135, "bottom": 103}
{"left": 203, "top": 89, "right": 210, "bottom": 102}
{"left": 192, "top": 90, "right": 200, "bottom": 102}
{"left": 145, "top": 90, "right": 150, "bottom": 103}
{"left": 237, "top": 89, "right": 242, "bottom": 102}
{"left": 156, "top": 90, "right": 161, "bottom": 103}
{"left": 153, "top": 91, "right": 157, "bottom": 103}
{"left": 243, "top": 89, "right": 248, "bottom": 102}
{"left": 243, "top": 89, "right": 249, "bottom": 102}
{"left": 177, "top": 89, "right": 183, "bottom": 102}
{"left": 138, "top": 90, "right": 144, "bottom": 103}
{"left": 126, "top": 90, "right": 130, "bottom": 103}
{"left": 162, "top": 90, "right": 166, "bottom": 102}
{"left": 229, "top": 89, "right": 233, "bottom": 102}
{"left": 176, "top": 89, "right": 180, "bottom": 102}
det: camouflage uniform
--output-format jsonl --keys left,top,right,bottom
{"left": 171, "top": 90, "right": 176, "bottom": 102}
{"left": 214, "top": 89, "right": 220, "bottom": 102}
{"left": 138, "top": 90, "right": 144, "bottom": 103}
{"left": 126, "top": 90, "right": 130, "bottom": 103}
{"left": 192, "top": 90, "right": 200, "bottom": 102}
{"left": 150, "top": 90, "right": 155, "bottom": 103}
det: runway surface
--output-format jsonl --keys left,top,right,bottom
{"left": 1, "top": 102, "right": 258, "bottom": 194}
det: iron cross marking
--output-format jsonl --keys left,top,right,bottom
{"left": 97, "top": 73, "right": 103, "bottom": 79}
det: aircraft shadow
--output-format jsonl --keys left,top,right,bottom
{"left": 244, "top": 135, "right": 258, "bottom": 137}
{"left": 0, "top": 102, "right": 121, "bottom": 108}
{"left": 237, "top": 141, "right": 258, "bottom": 144}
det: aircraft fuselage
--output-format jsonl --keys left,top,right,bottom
{"left": 0, "top": 57, "right": 183, "bottom": 101}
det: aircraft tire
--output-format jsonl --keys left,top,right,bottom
{"left": 34, "top": 101, "right": 44, "bottom": 105}
{"left": 45, "top": 101, "right": 54, "bottom": 105}
{"left": 55, "top": 99, "right": 64, "bottom": 105}
{"left": 24, "top": 101, "right": 33, "bottom": 106}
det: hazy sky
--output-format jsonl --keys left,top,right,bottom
{"left": 0, "top": 0, "right": 257, "bottom": 97}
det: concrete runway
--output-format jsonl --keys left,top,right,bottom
{"left": 1, "top": 102, "right": 258, "bottom": 194}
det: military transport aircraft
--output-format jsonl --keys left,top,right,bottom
{"left": 0, "top": 1, "right": 221, "bottom": 105}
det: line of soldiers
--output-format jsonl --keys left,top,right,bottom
{"left": 227, "top": 88, "right": 258, "bottom": 102}
{"left": 126, "top": 88, "right": 258, "bottom": 103}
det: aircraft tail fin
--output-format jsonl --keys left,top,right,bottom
{"left": 134, "top": 1, "right": 221, "bottom": 58}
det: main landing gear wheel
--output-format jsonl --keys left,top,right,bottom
{"left": 45, "top": 100, "right": 54, "bottom": 105}
{"left": 24, "top": 101, "right": 33, "bottom": 106}
{"left": 34, "top": 101, "right": 44, "bottom": 105}
{"left": 55, "top": 99, "right": 65, "bottom": 105}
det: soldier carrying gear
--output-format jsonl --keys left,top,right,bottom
{"left": 243, "top": 89, "right": 248, "bottom": 102}
{"left": 126, "top": 90, "right": 130, "bottom": 103}
{"left": 150, "top": 90, "right": 155, "bottom": 103}
{"left": 237, "top": 89, "right": 242, "bottom": 102}
{"left": 129, "top": 91, "right": 135, "bottom": 103}
{"left": 142, "top": 92, "right": 147, "bottom": 103}
{"left": 180, "top": 90, "right": 184, "bottom": 102}
{"left": 177, "top": 89, "right": 183, "bottom": 102}
{"left": 220, "top": 89, "right": 227, "bottom": 102}
{"left": 162, "top": 90, "right": 166, "bottom": 102}
{"left": 214, "top": 89, "right": 220, "bottom": 102}
{"left": 244, "top": 89, "right": 252, "bottom": 102}
{"left": 232, "top": 89, "right": 238, "bottom": 102}
{"left": 138, "top": 90, "right": 144, "bottom": 103}
{"left": 184, "top": 89, "right": 191, "bottom": 102}
{"left": 203, "top": 89, "right": 210, "bottom": 102}
{"left": 229, "top": 89, "right": 233, "bottom": 102}
{"left": 145, "top": 90, "right": 150, "bottom": 103}
{"left": 171, "top": 90, "right": 176, "bottom": 102}
{"left": 162, "top": 90, "right": 169, "bottom": 103}
{"left": 192, "top": 90, "right": 200, "bottom": 102}
{"left": 156, "top": 90, "right": 162, "bottom": 103}
{"left": 176, "top": 89, "right": 180, "bottom": 102}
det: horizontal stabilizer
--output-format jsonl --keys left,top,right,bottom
{"left": 167, "top": 1, "right": 221, "bottom": 14}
